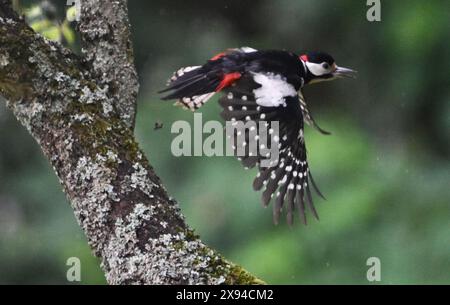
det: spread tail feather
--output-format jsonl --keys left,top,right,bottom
{"left": 160, "top": 65, "right": 221, "bottom": 111}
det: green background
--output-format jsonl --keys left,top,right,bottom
{"left": 0, "top": 0, "right": 449, "bottom": 284}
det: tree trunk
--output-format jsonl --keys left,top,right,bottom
{"left": 0, "top": 0, "right": 263, "bottom": 285}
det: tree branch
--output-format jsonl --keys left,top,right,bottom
{"left": 0, "top": 1, "right": 263, "bottom": 284}
{"left": 78, "top": 0, "right": 139, "bottom": 129}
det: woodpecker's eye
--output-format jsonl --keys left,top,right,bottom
{"left": 322, "top": 63, "right": 330, "bottom": 70}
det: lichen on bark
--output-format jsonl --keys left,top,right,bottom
{"left": 0, "top": 0, "right": 264, "bottom": 284}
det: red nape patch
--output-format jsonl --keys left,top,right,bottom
{"left": 300, "top": 54, "right": 309, "bottom": 62}
{"left": 215, "top": 72, "right": 241, "bottom": 91}
{"left": 210, "top": 52, "right": 226, "bottom": 61}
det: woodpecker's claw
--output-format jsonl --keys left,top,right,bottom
{"left": 333, "top": 66, "right": 357, "bottom": 79}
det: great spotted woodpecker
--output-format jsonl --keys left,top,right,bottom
{"left": 160, "top": 47, "right": 356, "bottom": 225}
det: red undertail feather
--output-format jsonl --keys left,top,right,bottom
{"left": 210, "top": 52, "right": 226, "bottom": 61}
{"left": 215, "top": 72, "right": 242, "bottom": 92}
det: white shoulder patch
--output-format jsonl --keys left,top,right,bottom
{"left": 252, "top": 73, "right": 297, "bottom": 107}
{"left": 239, "top": 46, "right": 258, "bottom": 53}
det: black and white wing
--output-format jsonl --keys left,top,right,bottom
{"left": 219, "top": 74, "right": 324, "bottom": 225}
{"left": 298, "top": 90, "right": 331, "bottom": 135}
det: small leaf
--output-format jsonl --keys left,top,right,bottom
{"left": 41, "top": 26, "right": 61, "bottom": 42}
{"left": 61, "top": 21, "right": 76, "bottom": 45}
{"left": 66, "top": 6, "right": 78, "bottom": 22}
{"left": 25, "top": 6, "right": 43, "bottom": 20}
{"left": 29, "top": 19, "right": 52, "bottom": 33}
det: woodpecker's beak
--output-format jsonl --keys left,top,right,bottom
{"left": 333, "top": 66, "right": 357, "bottom": 79}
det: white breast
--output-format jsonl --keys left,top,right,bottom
{"left": 252, "top": 73, "right": 297, "bottom": 107}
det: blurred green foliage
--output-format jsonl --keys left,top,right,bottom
{"left": 0, "top": 0, "right": 449, "bottom": 284}
{"left": 23, "top": 0, "right": 76, "bottom": 45}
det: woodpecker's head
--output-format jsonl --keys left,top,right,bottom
{"left": 300, "top": 51, "right": 356, "bottom": 84}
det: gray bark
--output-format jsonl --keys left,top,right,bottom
{"left": 0, "top": 0, "right": 263, "bottom": 284}
{"left": 78, "top": 0, "right": 139, "bottom": 129}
